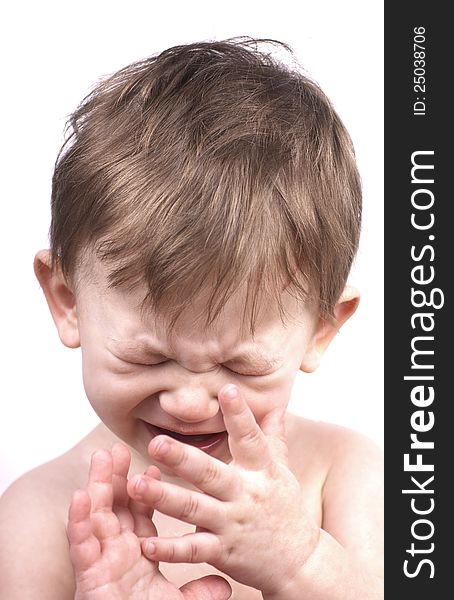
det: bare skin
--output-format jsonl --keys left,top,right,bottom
{"left": 0, "top": 253, "right": 383, "bottom": 598}
{"left": 0, "top": 411, "right": 382, "bottom": 599}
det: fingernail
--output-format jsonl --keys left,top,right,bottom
{"left": 145, "top": 541, "right": 156, "bottom": 555}
{"left": 134, "top": 476, "right": 147, "bottom": 494}
{"left": 223, "top": 384, "right": 238, "bottom": 400}
{"left": 154, "top": 439, "right": 171, "bottom": 456}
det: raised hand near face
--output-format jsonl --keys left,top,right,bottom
{"left": 67, "top": 443, "right": 231, "bottom": 600}
{"left": 128, "top": 385, "right": 320, "bottom": 597}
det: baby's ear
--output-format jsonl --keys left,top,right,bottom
{"left": 300, "top": 285, "right": 360, "bottom": 373}
{"left": 34, "top": 250, "right": 80, "bottom": 348}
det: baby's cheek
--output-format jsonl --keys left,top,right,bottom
{"left": 82, "top": 362, "right": 136, "bottom": 412}
{"left": 246, "top": 384, "right": 289, "bottom": 422}
{"left": 251, "top": 369, "right": 292, "bottom": 396}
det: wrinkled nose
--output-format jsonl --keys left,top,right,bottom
{"left": 158, "top": 385, "right": 220, "bottom": 422}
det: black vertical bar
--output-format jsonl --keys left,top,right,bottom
{"left": 385, "top": 2, "right": 451, "bottom": 597}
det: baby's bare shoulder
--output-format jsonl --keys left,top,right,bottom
{"left": 286, "top": 413, "right": 382, "bottom": 476}
{"left": 0, "top": 427, "right": 108, "bottom": 599}
{"left": 1, "top": 446, "right": 88, "bottom": 514}
{"left": 1, "top": 424, "right": 107, "bottom": 516}
{"left": 287, "top": 415, "right": 383, "bottom": 576}
{"left": 0, "top": 461, "right": 74, "bottom": 597}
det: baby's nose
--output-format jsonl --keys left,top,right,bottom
{"left": 158, "top": 385, "right": 220, "bottom": 422}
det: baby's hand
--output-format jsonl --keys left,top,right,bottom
{"left": 67, "top": 443, "right": 231, "bottom": 600}
{"left": 128, "top": 385, "right": 320, "bottom": 596}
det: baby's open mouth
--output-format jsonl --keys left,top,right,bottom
{"left": 145, "top": 423, "right": 227, "bottom": 453}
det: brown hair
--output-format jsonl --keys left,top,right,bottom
{"left": 50, "top": 37, "right": 361, "bottom": 332}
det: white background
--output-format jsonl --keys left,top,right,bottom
{"left": 0, "top": 0, "right": 383, "bottom": 495}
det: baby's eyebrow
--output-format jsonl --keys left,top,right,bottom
{"left": 109, "top": 338, "right": 282, "bottom": 371}
{"left": 108, "top": 339, "right": 165, "bottom": 357}
{"left": 225, "top": 350, "right": 282, "bottom": 371}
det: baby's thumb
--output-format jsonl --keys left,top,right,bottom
{"left": 180, "top": 575, "right": 232, "bottom": 600}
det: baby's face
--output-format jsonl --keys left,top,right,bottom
{"left": 73, "top": 260, "right": 320, "bottom": 468}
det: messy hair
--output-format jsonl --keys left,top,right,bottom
{"left": 50, "top": 36, "right": 361, "bottom": 333}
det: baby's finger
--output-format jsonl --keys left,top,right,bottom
{"left": 129, "top": 475, "right": 225, "bottom": 531}
{"left": 145, "top": 464, "right": 162, "bottom": 480}
{"left": 129, "top": 498, "right": 158, "bottom": 538}
{"left": 111, "top": 442, "right": 131, "bottom": 507}
{"left": 179, "top": 575, "right": 232, "bottom": 600}
{"left": 87, "top": 450, "right": 121, "bottom": 540}
{"left": 111, "top": 443, "right": 135, "bottom": 531}
{"left": 148, "top": 436, "right": 238, "bottom": 500}
{"left": 142, "top": 531, "right": 221, "bottom": 565}
{"left": 218, "top": 385, "right": 271, "bottom": 470}
{"left": 67, "top": 489, "right": 101, "bottom": 573}
{"left": 128, "top": 465, "right": 160, "bottom": 537}
{"left": 87, "top": 449, "right": 114, "bottom": 508}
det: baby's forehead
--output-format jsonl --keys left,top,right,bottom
{"left": 140, "top": 299, "right": 293, "bottom": 353}
{"left": 75, "top": 253, "right": 312, "bottom": 338}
